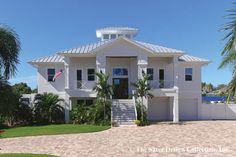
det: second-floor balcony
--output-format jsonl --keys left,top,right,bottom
{"left": 148, "top": 80, "right": 174, "bottom": 89}
{"left": 75, "top": 80, "right": 96, "bottom": 90}
{"left": 73, "top": 80, "right": 174, "bottom": 91}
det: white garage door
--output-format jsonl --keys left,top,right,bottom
{"left": 179, "top": 98, "right": 198, "bottom": 120}
{"left": 148, "top": 97, "right": 171, "bottom": 121}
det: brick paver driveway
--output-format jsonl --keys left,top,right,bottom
{"left": 1, "top": 121, "right": 236, "bottom": 157}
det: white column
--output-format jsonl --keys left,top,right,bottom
{"left": 173, "top": 95, "right": 179, "bottom": 123}
{"left": 137, "top": 55, "right": 148, "bottom": 79}
{"left": 64, "top": 57, "right": 70, "bottom": 89}
{"left": 173, "top": 57, "right": 178, "bottom": 87}
{"left": 137, "top": 55, "right": 148, "bottom": 109}
{"left": 96, "top": 55, "right": 106, "bottom": 74}
{"left": 64, "top": 96, "right": 71, "bottom": 123}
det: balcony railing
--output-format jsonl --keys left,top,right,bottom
{"left": 75, "top": 80, "right": 96, "bottom": 90}
{"left": 148, "top": 80, "right": 174, "bottom": 89}
{"left": 73, "top": 80, "right": 173, "bottom": 90}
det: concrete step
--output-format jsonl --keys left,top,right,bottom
{"left": 113, "top": 119, "right": 136, "bottom": 122}
{"left": 112, "top": 99, "right": 136, "bottom": 126}
{"left": 113, "top": 114, "right": 135, "bottom": 116}
{"left": 113, "top": 110, "right": 135, "bottom": 112}
{"left": 117, "top": 121, "right": 136, "bottom": 126}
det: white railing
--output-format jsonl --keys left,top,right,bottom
{"left": 148, "top": 80, "right": 174, "bottom": 89}
{"left": 75, "top": 80, "right": 96, "bottom": 90}
{"left": 132, "top": 90, "right": 138, "bottom": 120}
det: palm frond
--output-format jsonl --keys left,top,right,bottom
{"left": 219, "top": 50, "right": 236, "bottom": 69}
{"left": 226, "top": 72, "right": 236, "bottom": 102}
{"left": 0, "top": 25, "right": 21, "bottom": 79}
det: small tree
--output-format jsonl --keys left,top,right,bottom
{"left": 34, "top": 93, "right": 64, "bottom": 124}
{"left": 93, "top": 72, "right": 113, "bottom": 120}
{"left": 132, "top": 74, "right": 153, "bottom": 122}
{"left": 12, "top": 82, "right": 32, "bottom": 95}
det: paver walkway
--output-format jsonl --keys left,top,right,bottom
{"left": 1, "top": 121, "right": 236, "bottom": 157}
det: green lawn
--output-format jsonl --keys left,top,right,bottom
{"left": 0, "top": 124, "right": 110, "bottom": 138}
{"left": 0, "top": 154, "right": 56, "bottom": 157}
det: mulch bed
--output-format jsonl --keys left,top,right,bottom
{"left": 0, "top": 130, "right": 5, "bottom": 134}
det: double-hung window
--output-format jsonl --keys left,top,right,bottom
{"left": 147, "top": 68, "right": 154, "bottom": 80}
{"left": 87, "top": 69, "right": 95, "bottom": 81}
{"left": 77, "top": 99, "right": 94, "bottom": 106}
{"left": 110, "top": 34, "right": 116, "bottom": 39}
{"left": 47, "top": 69, "right": 55, "bottom": 82}
{"left": 159, "top": 69, "right": 164, "bottom": 88}
{"left": 103, "top": 34, "right": 109, "bottom": 40}
{"left": 185, "top": 68, "right": 193, "bottom": 81}
{"left": 77, "top": 70, "right": 82, "bottom": 88}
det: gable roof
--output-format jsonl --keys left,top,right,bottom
{"left": 57, "top": 37, "right": 184, "bottom": 55}
{"left": 28, "top": 55, "right": 64, "bottom": 64}
{"left": 28, "top": 54, "right": 210, "bottom": 65}
{"left": 179, "top": 54, "right": 210, "bottom": 64}
{"left": 28, "top": 38, "right": 210, "bottom": 65}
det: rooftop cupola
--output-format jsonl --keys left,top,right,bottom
{"left": 96, "top": 27, "right": 138, "bottom": 41}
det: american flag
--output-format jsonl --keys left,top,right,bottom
{"left": 53, "top": 69, "right": 63, "bottom": 81}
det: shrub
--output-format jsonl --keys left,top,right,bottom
{"left": 70, "top": 102, "right": 93, "bottom": 124}
{"left": 14, "top": 102, "right": 33, "bottom": 125}
{"left": 136, "top": 100, "right": 147, "bottom": 121}
{"left": 33, "top": 93, "right": 64, "bottom": 124}
{"left": 92, "top": 99, "right": 111, "bottom": 125}
{"left": 135, "top": 100, "right": 149, "bottom": 126}
{"left": 134, "top": 120, "right": 141, "bottom": 126}
{"left": 112, "top": 121, "right": 118, "bottom": 127}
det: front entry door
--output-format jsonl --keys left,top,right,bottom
{"left": 113, "top": 78, "right": 128, "bottom": 99}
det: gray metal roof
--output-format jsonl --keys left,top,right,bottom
{"left": 29, "top": 55, "right": 64, "bottom": 64}
{"left": 96, "top": 27, "right": 138, "bottom": 32}
{"left": 29, "top": 38, "right": 209, "bottom": 64}
{"left": 179, "top": 54, "right": 210, "bottom": 63}
{"left": 57, "top": 40, "right": 113, "bottom": 54}
{"left": 57, "top": 38, "right": 184, "bottom": 54}
{"left": 134, "top": 41, "right": 184, "bottom": 53}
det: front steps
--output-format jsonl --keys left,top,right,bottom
{"left": 112, "top": 99, "right": 137, "bottom": 126}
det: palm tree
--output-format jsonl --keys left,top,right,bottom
{"left": 132, "top": 74, "right": 153, "bottom": 122}
{"left": 0, "top": 25, "right": 20, "bottom": 79}
{"left": 93, "top": 72, "right": 113, "bottom": 120}
{"left": 34, "top": 93, "right": 64, "bottom": 124}
{"left": 219, "top": 2, "right": 236, "bottom": 101}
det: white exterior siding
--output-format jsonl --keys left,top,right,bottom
{"left": 148, "top": 97, "right": 172, "bottom": 121}
{"left": 69, "top": 57, "right": 96, "bottom": 90}
{"left": 38, "top": 64, "right": 65, "bottom": 94}
{"left": 178, "top": 63, "right": 202, "bottom": 92}
{"left": 179, "top": 98, "right": 198, "bottom": 120}
{"left": 96, "top": 39, "right": 150, "bottom": 58}
{"left": 147, "top": 57, "right": 174, "bottom": 88}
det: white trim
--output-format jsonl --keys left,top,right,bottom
{"left": 147, "top": 67, "right": 154, "bottom": 80}
{"left": 112, "top": 67, "right": 129, "bottom": 78}
{"left": 112, "top": 67, "right": 130, "bottom": 96}
{"left": 86, "top": 67, "right": 96, "bottom": 82}
{"left": 46, "top": 67, "right": 55, "bottom": 83}
{"left": 184, "top": 67, "right": 193, "bottom": 82}
{"left": 76, "top": 68, "right": 83, "bottom": 89}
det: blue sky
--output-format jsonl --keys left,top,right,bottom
{"left": 0, "top": 0, "right": 234, "bottom": 88}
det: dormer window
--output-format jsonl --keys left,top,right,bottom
{"left": 103, "top": 34, "right": 109, "bottom": 40}
{"left": 110, "top": 34, "right": 116, "bottom": 39}
{"left": 125, "top": 34, "right": 131, "bottom": 38}
{"left": 96, "top": 27, "right": 138, "bottom": 41}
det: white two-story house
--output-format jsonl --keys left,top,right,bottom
{"left": 29, "top": 27, "right": 210, "bottom": 125}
